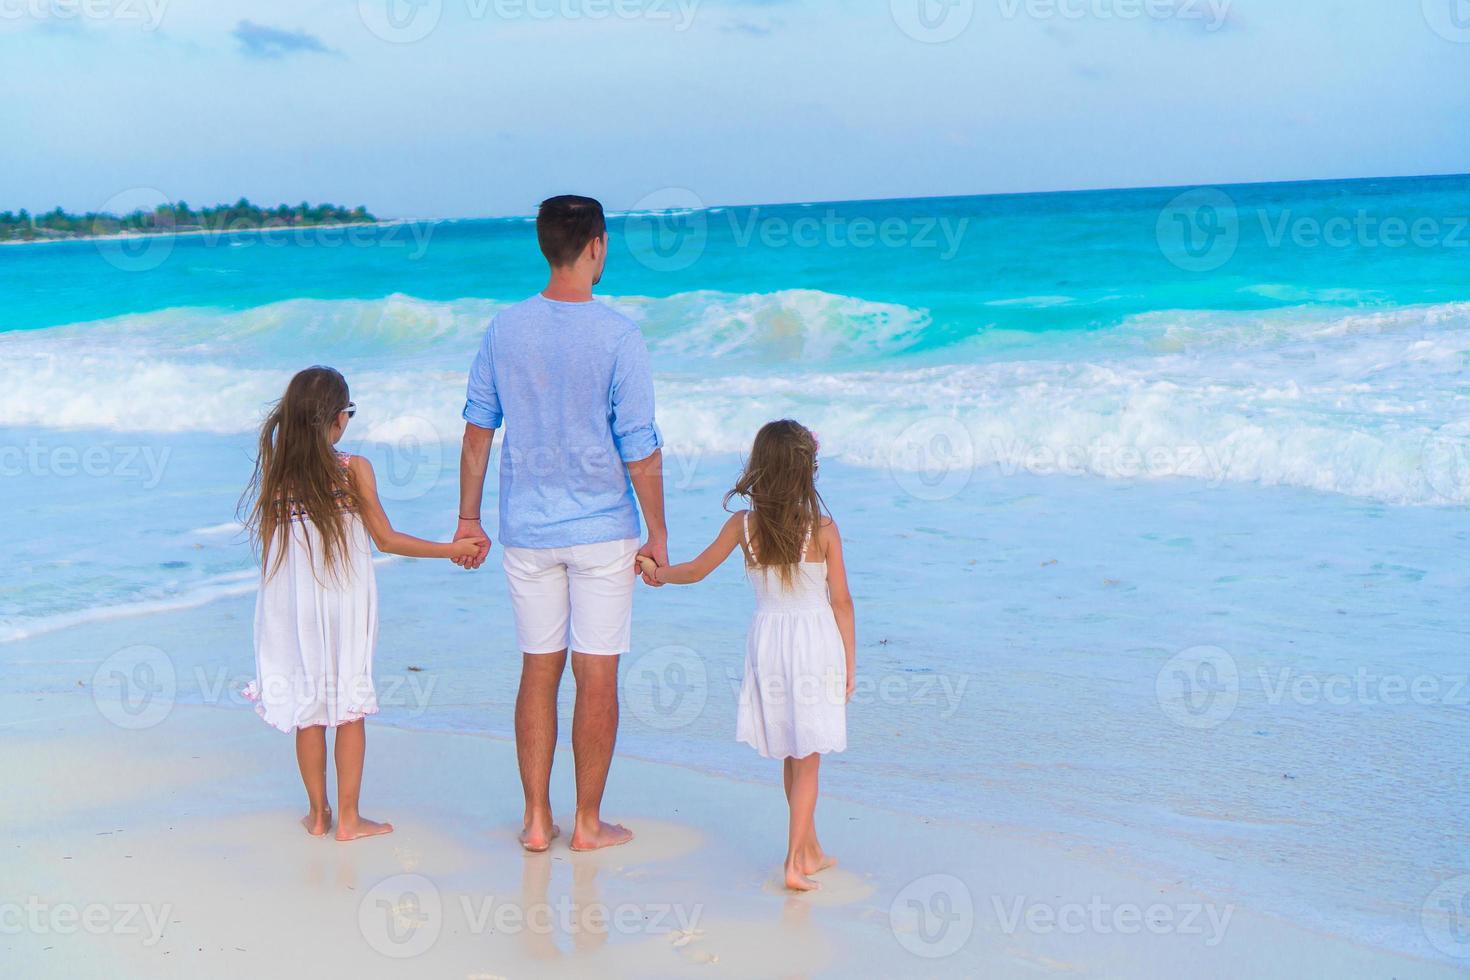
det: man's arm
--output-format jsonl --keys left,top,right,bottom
{"left": 609, "top": 327, "right": 666, "bottom": 586}
{"left": 628, "top": 448, "right": 667, "bottom": 586}
{"left": 455, "top": 422, "right": 496, "bottom": 569}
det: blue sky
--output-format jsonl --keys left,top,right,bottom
{"left": 3, "top": 0, "right": 1469, "bottom": 217}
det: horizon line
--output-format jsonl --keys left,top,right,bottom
{"left": 11, "top": 170, "right": 1468, "bottom": 225}
{"left": 434, "top": 169, "right": 1470, "bottom": 222}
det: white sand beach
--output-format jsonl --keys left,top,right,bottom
{"left": 6, "top": 688, "right": 1461, "bottom": 979}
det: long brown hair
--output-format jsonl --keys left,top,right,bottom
{"left": 240, "top": 366, "right": 354, "bottom": 578}
{"left": 724, "top": 419, "right": 825, "bottom": 589}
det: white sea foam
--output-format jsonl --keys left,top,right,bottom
{"left": 0, "top": 557, "right": 397, "bottom": 645}
{"left": 984, "top": 294, "right": 1075, "bottom": 308}
{"left": 188, "top": 522, "right": 245, "bottom": 537}
{"left": 618, "top": 288, "right": 931, "bottom": 362}
{"left": 2, "top": 294, "right": 1466, "bottom": 504}
{"left": 0, "top": 570, "right": 261, "bottom": 644}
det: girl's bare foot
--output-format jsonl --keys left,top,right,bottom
{"left": 519, "top": 820, "right": 562, "bottom": 853}
{"left": 335, "top": 815, "right": 393, "bottom": 842}
{"left": 784, "top": 862, "right": 821, "bottom": 892}
{"left": 800, "top": 846, "right": 837, "bottom": 875}
{"left": 301, "top": 807, "right": 332, "bottom": 837}
{"left": 569, "top": 820, "right": 633, "bottom": 852}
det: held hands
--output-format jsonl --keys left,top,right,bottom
{"left": 453, "top": 518, "right": 492, "bottom": 570}
{"left": 635, "top": 536, "right": 667, "bottom": 587}
{"left": 451, "top": 535, "right": 490, "bottom": 562}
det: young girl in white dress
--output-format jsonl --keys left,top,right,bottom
{"left": 241, "top": 366, "right": 486, "bottom": 841}
{"left": 640, "top": 420, "right": 856, "bottom": 891}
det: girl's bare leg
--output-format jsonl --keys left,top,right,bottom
{"left": 784, "top": 754, "right": 822, "bottom": 891}
{"left": 333, "top": 719, "right": 393, "bottom": 841}
{"left": 785, "top": 756, "right": 835, "bottom": 874}
{"left": 295, "top": 726, "right": 331, "bottom": 836}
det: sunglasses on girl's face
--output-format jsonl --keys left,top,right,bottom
{"left": 344, "top": 402, "right": 356, "bottom": 419}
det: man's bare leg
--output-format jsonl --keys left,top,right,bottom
{"left": 568, "top": 652, "right": 633, "bottom": 851}
{"left": 516, "top": 651, "right": 567, "bottom": 852}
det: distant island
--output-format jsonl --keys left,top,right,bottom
{"left": 0, "top": 199, "right": 379, "bottom": 243}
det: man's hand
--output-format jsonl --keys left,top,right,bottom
{"left": 454, "top": 518, "right": 492, "bottom": 569}
{"left": 636, "top": 536, "right": 667, "bottom": 587}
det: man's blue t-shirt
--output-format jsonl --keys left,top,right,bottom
{"left": 463, "top": 294, "right": 663, "bottom": 549}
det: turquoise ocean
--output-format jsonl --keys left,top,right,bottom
{"left": 3, "top": 175, "right": 1468, "bottom": 965}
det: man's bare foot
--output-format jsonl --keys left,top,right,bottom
{"left": 301, "top": 807, "right": 332, "bottom": 838}
{"left": 334, "top": 815, "right": 393, "bottom": 842}
{"left": 784, "top": 863, "right": 821, "bottom": 892}
{"left": 519, "top": 820, "right": 562, "bottom": 853}
{"left": 569, "top": 820, "right": 634, "bottom": 852}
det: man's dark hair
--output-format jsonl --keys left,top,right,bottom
{"left": 537, "top": 195, "right": 606, "bottom": 267}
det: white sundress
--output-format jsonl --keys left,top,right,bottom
{"left": 244, "top": 454, "right": 379, "bottom": 733}
{"left": 736, "top": 512, "right": 848, "bottom": 760}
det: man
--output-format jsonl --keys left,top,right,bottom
{"left": 454, "top": 195, "right": 667, "bottom": 853}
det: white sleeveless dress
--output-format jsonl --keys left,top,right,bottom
{"left": 735, "top": 512, "right": 848, "bottom": 759}
{"left": 244, "top": 455, "right": 379, "bottom": 733}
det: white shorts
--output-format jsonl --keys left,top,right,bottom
{"left": 502, "top": 538, "right": 639, "bottom": 656}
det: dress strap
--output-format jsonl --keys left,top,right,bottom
{"left": 743, "top": 510, "right": 757, "bottom": 561}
